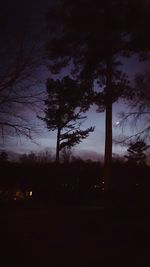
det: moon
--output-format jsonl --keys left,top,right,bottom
{"left": 113, "top": 121, "right": 120, "bottom": 126}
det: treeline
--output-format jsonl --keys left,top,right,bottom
{"left": 0, "top": 160, "right": 150, "bottom": 205}
{"left": 0, "top": 161, "right": 102, "bottom": 205}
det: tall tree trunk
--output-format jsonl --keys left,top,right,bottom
{"left": 104, "top": 57, "right": 113, "bottom": 217}
{"left": 104, "top": 54, "right": 112, "bottom": 196}
{"left": 104, "top": 99, "right": 112, "bottom": 193}
{"left": 56, "top": 127, "right": 61, "bottom": 163}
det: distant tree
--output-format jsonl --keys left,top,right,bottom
{"left": 61, "top": 147, "right": 72, "bottom": 163}
{"left": 28, "top": 152, "right": 37, "bottom": 163}
{"left": 0, "top": 151, "right": 8, "bottom": 162}
{"left": 19, "top": 153, "right": 29, "bottom": 163}
{"left": 19, "top": 152, "right": 37, "bottom": 163}
{"left": 38, "top": 76, "right": 94, "bottom": 163}
{"left": 37, "top": 150, "right": 53, "bottom": 163}
{"left": 112, "top": 153, "right": 125, "bottom": 164}
{"left": 125, "top": 140, "right": 149, "bottom": 165}
{"left": 19, "top": 150, "right": 53, "bottom": 164}
{"left": 71, "top": 155, "right": 84, "bottom": 163}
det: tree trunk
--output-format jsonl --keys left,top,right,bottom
{"left": 104, "top": 57, "right": 113, "bottom": 218}
{"left": 104, "top": 56, "right": 112, "bottom": 194}
{"left": 104, "top": 99, "right": 112, "bottom": 193}
{"left": 56, "top": 127, "right": 61, "bottom": 163}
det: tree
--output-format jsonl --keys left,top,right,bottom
{"left": 119, "top": 71, "right": 150, "bottom": 142}
{"left": 125, "top": 140, "right": 149, "bottom": 165}
{"left": 39, "top": 76, "right": 94, "bottom": 163}
{"left": 0, "top": 151, "right": 8, "bottom": 163}
{"left": 37, "top": 150, "right": 53, "bottom": 163}
{"left": 19, "top": 152, "right": 37, "bottom": 163}
{"left": 0, "top": 3, "right": 45, "bottom": 139}
{"left": 19, "top": 150, "right": 53, "bottom": 163}
{"left": 46, "top": 0, "right": 150, "bottom": 192}
{"left": 61, "top": 147, "right": 72, "bottom": 163}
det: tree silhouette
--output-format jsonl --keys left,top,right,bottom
{"left": 119, "top": 71, "right": 150, "bottom": 141}
{"left": 19, "top": 150, "right": 53, "bottom": 163}
{"left": 19, "top": 152, "right": 37, "bottom": 163}
{"left": 61, "top": 147, "right": 72, "bottom": 163}
{"left": 38, "top": 76, "right": 94, "bottom": 163}
{"left": 46, "top": 0, "right": 150, "bottom": 192}
{"left": 0, "top": 4, "right": 45, "bottom": 139}
{"left": 0, "top": 151, "right": 8, "bottom": 162}
{"left": 125, "top": 140, "right": 149, "bottom": 165}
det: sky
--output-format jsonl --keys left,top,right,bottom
{"left": 0, "top": 0, "right": 150, "bottom": 161}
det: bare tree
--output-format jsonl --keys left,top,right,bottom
{"left": 116, "top": 72, "right": 150, "bottom": 143}
{"left": 0, "top": 6, "right": 45, "bottom": 140}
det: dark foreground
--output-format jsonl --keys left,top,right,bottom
{"left": 1, "top": 203, "right": 150, "bottom": 267}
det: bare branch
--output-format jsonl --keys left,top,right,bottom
{"left": 0, "top": 32, "right": 46, "bottom": 140}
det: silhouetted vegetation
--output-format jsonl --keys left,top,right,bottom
{"left": 19, "top": 150, "right": 53, "bottom": 164}
{"left": 0, "top": 18, "right": 44, "bottom": 139}
{"left": 46, "top": 0, "right": 150, "bottom": 192}
{"left": 0, "top": 151, "right": 8, "bottom": 163}
{"left": 0, "top": 158, "right": 149, "bottom": 212}
{"left": 38, "top": 76, "right": 94, "bottom": 162}
{"left": 125, "top": 140, "right": 149, "bottom": 165}
{"left": 120, "top": 71, "right": 150, "bottom": 141}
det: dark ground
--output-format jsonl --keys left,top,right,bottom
{"left": 1, "top": 203, "right": 150, "bottom": 267}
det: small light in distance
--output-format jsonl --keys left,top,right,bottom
{"left": 29, "top": 191, "right": 33, "bottom": 197}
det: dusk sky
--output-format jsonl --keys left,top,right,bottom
{"left": 0, "top": 0, "right": 150, "bottom": 161}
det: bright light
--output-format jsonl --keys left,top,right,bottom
{"left": 29, "top": 191, "right": 32, "bottom": 196}
{"left": 115, "top": 121, "right": 120, "bottom": 126}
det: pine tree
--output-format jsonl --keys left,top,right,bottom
{"left": 125, "top": 140, "right": 149, "bottom": 165}
{"left": 39, "top": 76, "right": 94, "bottom": 163}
